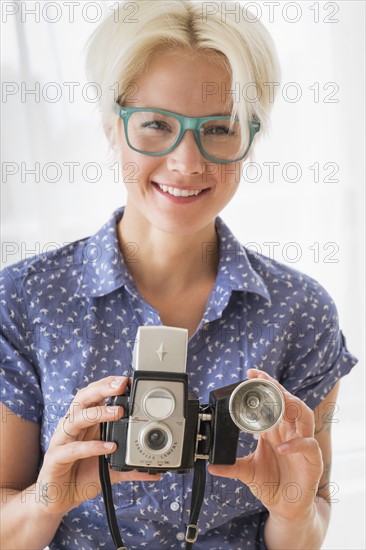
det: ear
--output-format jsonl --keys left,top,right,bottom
{"left": 103, "top": 121, "right": 116, "bottom": 148}
{"left": 103, "top": 119, "right": 124, "bottom": 154}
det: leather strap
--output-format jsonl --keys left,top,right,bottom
{"left": 185, "top": 459, "right": 207, "bottom": 549}
{"left": 99, "top": 426, "right": 127, "bottom": 550}
{"left": 99, "top": 425, "right": 207, "bottom": 550}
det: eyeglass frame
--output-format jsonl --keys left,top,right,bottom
{"left": 113, "top": 103, "right": 260, "bottom": 164}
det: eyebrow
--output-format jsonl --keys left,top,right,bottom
{"left": 135, "top": 106, "right": 233, "bottom": 118}
{"left": 206, "top": 112, "right": 233, "bottom": 117}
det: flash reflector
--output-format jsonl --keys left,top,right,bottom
{"left": 229, "top": 379, "right": 284, "bottom": 433}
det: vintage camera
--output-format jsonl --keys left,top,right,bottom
{"left": 102, "top": 326, "right": 284, "bottom": 473}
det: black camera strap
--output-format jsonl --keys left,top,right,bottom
{"left": 185, "top": 458, "right": 207, "bottom": 549}
{"left": 99, "top": 443, "right": 207, "bottom": 550}
{"left": 99, "top": 452, "right": 127, "bottom": 550}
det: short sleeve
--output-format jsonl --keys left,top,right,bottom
{"left": 0, "top": 267, "right": 43, "bottom": 423}
{"left": 280, "top": 288, "right": 358, "bottom": 410}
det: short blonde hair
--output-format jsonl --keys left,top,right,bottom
{"left": 84, "top": 0, "right": 281, "bottom": 158}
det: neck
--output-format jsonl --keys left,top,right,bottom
{"left": 117, "top": 203, "right": 220, "bottom": 293}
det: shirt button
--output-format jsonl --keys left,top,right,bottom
{"left": 176, "top": 532, "right": 185, "bottom": 541}
{"left": 170, "top": 501, "right": 180, "bottom": 511}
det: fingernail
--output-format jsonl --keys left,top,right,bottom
{"left": 277, "top": 443, "right": 289, "bottom": 453}
{"left": 110, "top": 378, "right": 124, "bottom": 389}
{"left": 106, "top": 406, "right": 119, "bottom": 414}
{"left": 103, "top": 441, "right": 115, "bottom": 450}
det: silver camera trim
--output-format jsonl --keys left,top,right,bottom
{"left": 126, "top": 327, "right": 189, "bottom": 468}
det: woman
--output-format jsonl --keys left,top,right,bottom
{"left": 0, "top": 1, "right": 357, "bottom": 549}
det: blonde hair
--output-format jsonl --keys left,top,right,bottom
{"left": 84, "top": 0, "right": 281, "bottom": 158}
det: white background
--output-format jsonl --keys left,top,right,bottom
{"left": 1, "top": 1, "right": 365, "bottom": 548}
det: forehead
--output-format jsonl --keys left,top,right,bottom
{"left": 127, "top": 50, "right": 234, "bottom": 116}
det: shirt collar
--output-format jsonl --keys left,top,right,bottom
{"left": 215, "top": 217, "right": 271, "bottom": 300}
{"left": 76, "top": 208, "right": 138, "bottom": 298}
{"left": 200, "top": 217, "right": 271, "bottom": 322}
{"left": 76, "top": 208, "right": 271, "bottom": 304}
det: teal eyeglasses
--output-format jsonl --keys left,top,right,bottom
{"left": 113, "top": 103, "right": 260, "bottom": 164}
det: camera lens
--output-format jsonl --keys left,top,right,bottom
{"left": 140, "top": 422, "right": 173, "bottom": 454}
{"left": 146, "top": 428, "right": 168, "bottom": 451}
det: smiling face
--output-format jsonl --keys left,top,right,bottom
{"left": 116, "top": 49, "right": 245, "bottom": 237}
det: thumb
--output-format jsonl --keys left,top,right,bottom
{"left": 208, "top": 454, "right": 254, "bottom": 485}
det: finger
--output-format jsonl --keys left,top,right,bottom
{"left": 46, "top": 440, "right": 162, "bottom": 483}
{"left": 208, "top": 455, "right": 254, "bottom": 485}
{"left": 283, "top": 398, "right": 315, "bottom": 438}
{"left": 65, "top": 376, "right": 129, "bottom": 416}
{"left": 51, "top": 404, "right": 124, "bottom": 447}
{"left": 247, "top": 369, "right": 315, "bottom": 438}
{"left": 46, "top": 439, "right": 118, "bottom": 465}
{"left": 277, "top": 437, "right": 323, "bottom": 467}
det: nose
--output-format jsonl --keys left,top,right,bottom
{"left": 166, "top": 129, "right": 205, "bottom": 175}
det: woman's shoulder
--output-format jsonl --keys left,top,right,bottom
{"left": 0, "top": 208, "right": 124, "bottom": 292}
{"left": 0, "top": 237, "right": 89, "bottom": 290}
{"left": 217, "top": 217, "right": 336, "bottom": 313}
{"left": 245, "top": 246, "right": 335, "bottom": 307}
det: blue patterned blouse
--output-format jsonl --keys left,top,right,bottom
{"left": 0, "top": 207, "right": 357, "bottom": 549}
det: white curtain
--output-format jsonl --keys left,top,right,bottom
{"left": 1, "top": 2, "right": 365, "bottom": 548}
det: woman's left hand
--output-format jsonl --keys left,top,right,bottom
{"left": 208, "top": 369, "right": 323, "bottom": 521}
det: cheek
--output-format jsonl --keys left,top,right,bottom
{"left": 116, "top": 122, "right": 135, "bottom": 161}
{"left": 218, "top": 162, "right": 242, "bottom": 195}
{"left": 117, "top": 133, "right": 143, "bottom": 184}
{"left": 119, "top": 150, "right": 158, "bottom": 190}
{"left": 122, "top": 159, "right": 141, "bottom": 188}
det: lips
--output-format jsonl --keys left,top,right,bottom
{"left": 153, "top": 182, "right": 209, "bottom": 198}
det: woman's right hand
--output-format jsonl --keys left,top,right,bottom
{"left": 36, "top": 376, "right": 161, "bottom": 516}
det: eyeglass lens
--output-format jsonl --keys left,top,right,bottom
{"left": 126, "top": 111, "right": 249, "bottom": 161}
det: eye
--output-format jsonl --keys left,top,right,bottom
{"left": 204, "top": 125, "right": 237, "bottom": 137}
{"left": 140, "top": 119, "right": 172, "bottom": 132}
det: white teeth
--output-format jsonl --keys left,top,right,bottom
{"left": 157, "top": 184, "right": 203, "bottom": 197}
